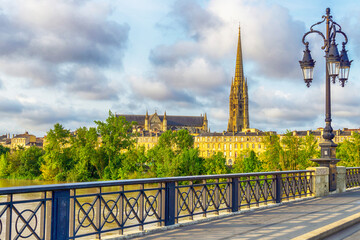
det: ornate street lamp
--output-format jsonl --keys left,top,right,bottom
{"left": 299, "top": 45, "right": 315, "bottom": 87}
{"left": 299, "top": 8, "right": 352, "bottom": 191}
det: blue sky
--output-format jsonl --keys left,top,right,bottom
{"left": 0, "top": 0, "right": 359, "bottom": 136}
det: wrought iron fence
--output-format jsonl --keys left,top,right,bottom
{"left": 0, "top": 170, "right": 313, "bottom": 240}
{"left": 346, "top": 167, "right": 360, "bottom": 188}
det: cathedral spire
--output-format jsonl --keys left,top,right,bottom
{"left": 234, "top": 26, "right": 244, "bottom": 85}
{"left": 227, "top": 26, "right": 249, "bottom": 132}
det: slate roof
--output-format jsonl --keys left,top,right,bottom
{"left": 117, "top": 114, "right": 204, "bottom": 127}
{"left": 166, "top": 116, "right": 204, "bottom": 127}
{"left": 117, "top": 115, "right": 146, "bottom": 125}
{"left": 13, "top": 133, "right": 34, "bottom": 138}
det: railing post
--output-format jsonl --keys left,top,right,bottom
{"left": 189, "top": 181, "right": 193, "bottom": 220}
{"left": 307, "top": 167, "right": 329, "bottom": 197}
{"left": 275, "top": 174, "right": 282, "bottom": 203}
{"left": 6, "top": 194, "right": 12, "bottom": 240}
{"left": 51, "top": 190, "right": 70, "bottom": 240}
{"left": 165, "top": 181, "right": 175, "bottom": 226}
{"left": 202, "top": 179, "right": 207, "bottom": 217}
{"left": 231, "top": 177, "right": 239, "bottom": 212}
{"left": 336, "top": 166, "right": 346, "bottom": 193}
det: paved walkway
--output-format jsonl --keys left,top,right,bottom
{"left": 134, "top": 189, "right": 360, "bottom": 240}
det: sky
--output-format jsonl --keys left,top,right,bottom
{"left": 0, "top": 0, "right": 359, "bottom": 137}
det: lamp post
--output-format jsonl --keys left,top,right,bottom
{"left": 299, "top": 8, "right": 352, "bottom": 191}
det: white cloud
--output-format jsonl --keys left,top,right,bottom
{"left": 0, "top": 0, "right": 359, "bottom": 136}
{"left": 0, "top": 0, "right": 129, "bottom": 86}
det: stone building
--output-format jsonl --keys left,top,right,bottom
{"left": 10, "top": 132, "right": 37, "bottom": 149}
{"left": 0, "top": 134, "right": 11, "bottom": 148}
{"left": 117, "top": 111, "right": 208, "bottom": 134}
{"left": 194, "top": 128, "right": 357, "bottom": 165}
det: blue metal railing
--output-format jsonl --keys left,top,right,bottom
{"left": 0, "top": 170, "right": 314, "bottom": 239}
{"left": 346, "top": 167, "right": 360, "bottom": 188}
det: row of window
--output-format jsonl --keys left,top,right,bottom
{"left": 203, "top": 151, "right": 260, "bottom": 159}
{"left": 195, "top": 136, "right": 262, "bottom": 142}
{"left": 138, "top": 136, "right": 350, "bottom": 149}
{"left": 12, "top": 139, "right": 25, "bottom": 143}
{"left": 198, "top": 143, "right": 262, "bottom": 150}
{"left": 137, "top": 138, "right": 158, "bottom": 143}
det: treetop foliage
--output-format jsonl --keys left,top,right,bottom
{"left": 0, "top": 114, "right": 358, "bottom": 182}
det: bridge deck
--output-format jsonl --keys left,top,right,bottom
{"left": 134, "top": 188, "right": 360, "bottom": 240}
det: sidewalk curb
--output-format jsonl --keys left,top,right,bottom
{"left": 292, "top": 212, "right": 360, "bottom": 240}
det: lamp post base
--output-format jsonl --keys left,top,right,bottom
{"left": 311, "top": 141, "right": 340, "bottom": 192}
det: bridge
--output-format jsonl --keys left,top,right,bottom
{"left": 0, "top": 167, "right": 358, "bottom": 239}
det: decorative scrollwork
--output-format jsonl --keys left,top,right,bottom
{"left": 207, "top": 189, "right": 214, "bottom": 206}
{"left": 103, "top": 200, "right": 118, "bottom": 224}
{"left": 145, "top": 195, "right": 157, "bottom": 217}
{"left": 15, "top": 209, "right": 38, "bottom": 238}
{"left": 179, "top": 192, "right": 189, "bottom": 211}
{"left": 125, "top": 197, "right": 138, "bottom": 220}
{"left": 310, "top": 17, "right": 326, "bottom": 31}
{"left": 78, "top": 203, "right": 95, "bottom": 228}
{"left": 219, "top": 187, "right": 227, "bottom": 204}
{"left": 193, "top": 190, "right": 203, "bottom": 209}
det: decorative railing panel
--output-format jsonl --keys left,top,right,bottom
{"left": 175, "top": 179, "right": 231, "bottom": 221}
{"left": 0, "top": 170, "right": 313, "bottom": 240}
{"left": 346, "top": 167, "right": 360, "bottom": 188}
{"left": 239, "top": 175, "right": 276, "bottom": 208}
{"left": 0, "top": 192, "right": 52, "bottom": 240}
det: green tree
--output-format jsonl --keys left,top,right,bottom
{"left": 157, "top": 130, "right": 176, "bottom": 149}
{"left": 69, "top": 127, "right": 99, "bottom": 181}
{"left": 17, "top": 146, "right": 44, "bottom": 179}
{"left": 337, "top": 132, "right": 360, "bottom": 167}
{"left": 260, "top": 133, "right": 283, "bottom": 171}
{"left": 119, "top": 146, "right": 149, "bottom": 179}
{"left": 0, "top": 153, "right": 10, "bottom": 178}
{"left": 298, "top": 134, "right": 320, "bottom": 169}
{"left": 0, "top": 145, "right": 10, "bottom": 155}
{"left": 203, "top": 152, "right": 228, "bottom": 175}
{"left": 147, "top": 129, "right": 201, "bottom": 178}
{"left": 41, "top": 123, "right": 72, "bottom": 181}
{"left": 177, "top": 148, "right": 203, "bottom": 176}
{"left": 148, "top": 145, "right": 177, "bottom": 177}
{"left": 95, "top": 111, "right": 136, "bottom": 179}
{"left": 232, "top": 150, "right": 262, "bottom": 173}
{"left": 281, "top": 131, "right": 302, "bottom": 170}
{"left": 6, "top": 149, "right": 22, "bottom": 178}
{"left": 175, "top": 129, "right": 194, "bottom": 151}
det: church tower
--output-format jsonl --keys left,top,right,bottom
{"left": 227, "top": 27, "right": 249, "bottom": 132}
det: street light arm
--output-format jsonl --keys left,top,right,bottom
{"left": 302, "top": 30, "right": 326, "bottom": 48}
{"left": 335, "top": 30, "right": 348, "bottom": 46}
{"left": 332, "top": 21, "right": 342, "bottom": 32}
{"left": 310, "top": 17, "right": 326, "bottom": 31}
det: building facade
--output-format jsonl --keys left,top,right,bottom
{"left": 117, "top": 111, "right": 208, "bottom": 134}
{"left": 227, "top": 27, "right": 249, "bottom": 133}
{"left": 192, "top": 128, "right": 357, "bottom": 165}
{"left": 10, "top": 132, "right": 37, "bottom": 149}
{"left": 0, "top": 134, "right": 11, "bottom": 148}
{"left": 136, "top": 128, "right": 358, "bottom": 165}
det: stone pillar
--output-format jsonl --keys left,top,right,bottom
{"left": 336, "top": 166, "right": 346, "bottom": 193}
{"left": 307, "top": 167, "right": 329, "bottom": 197}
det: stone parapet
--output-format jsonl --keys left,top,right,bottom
{"left": 336, "top": 166, "right": 346, "bottom": 193}
{"left": 307, "top": 167, "right": 329, "bottom": 197}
